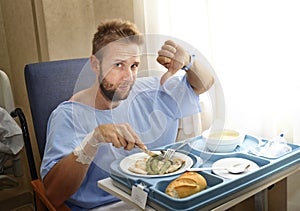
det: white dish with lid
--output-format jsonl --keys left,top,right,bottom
{"left": 202, "top": 129, "right": 245, "bottom": 153}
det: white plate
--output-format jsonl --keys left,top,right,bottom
{"left": 120, "top": 151, "right": 194, "bottom": 177}
{"left": 212, "top": 157, "right": 259, "bottom": 179}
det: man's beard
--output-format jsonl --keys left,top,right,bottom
{"left": 99, "top": 77, "right": 134, "bottom": 102}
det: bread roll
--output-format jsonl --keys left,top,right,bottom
{"left": 165, "top": 172, "right": 207, "bottom": 198}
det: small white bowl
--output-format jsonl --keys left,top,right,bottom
{"left": 202, "top": 129, "right": 244, "bottom": 153}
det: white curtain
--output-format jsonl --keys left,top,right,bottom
{"left": 141, "top": 0, "right": 300, "bottom": 143}
{"left": 140, "top": 0, "right": 300, "bottom": 209}
{"left": 206, "top": 0, "right": 300, "bottom": 143}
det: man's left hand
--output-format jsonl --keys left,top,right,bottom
{"left": 157, "top": 40, "right": 190, "bottom": 73}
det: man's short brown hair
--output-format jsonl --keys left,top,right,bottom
{"left": 92, "top": 19, "right": 142, "bottom": 55}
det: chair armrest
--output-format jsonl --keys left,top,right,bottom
{"left": 31, "top": 179, "right": 70, "bottom": 211}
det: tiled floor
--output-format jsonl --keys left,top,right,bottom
{"left": 11, "top": 204, "right": 34, "bottom": 211}
{"left": 0, "top": 153, "right": 34, "bottom": 211}
{"left": 0, "top": 191, "right": 34, "bottom": 211}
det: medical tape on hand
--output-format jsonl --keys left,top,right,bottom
{"left": 73, "top": 130, "right": 102, "bottom": 165}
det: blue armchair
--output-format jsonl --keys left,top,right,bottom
{"left": 24, "top": 58, "right": 95, "bottom": 210}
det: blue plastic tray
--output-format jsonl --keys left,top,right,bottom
{"left": 110, "top": 136, "right": 300, "bottom": 210}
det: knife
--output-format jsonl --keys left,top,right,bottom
{"left": 136, "top": 145, "right": 161, "bottom": 157}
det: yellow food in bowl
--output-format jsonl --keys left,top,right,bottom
{"left": 208, "top": 131, "right": 240, "bottom": 140}
{"left": 202, "top": 129, "right": 244, "bottom": 152}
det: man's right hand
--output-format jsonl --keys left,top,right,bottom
{"left": 93, "top": 123, "right": 146, "bottom": 151}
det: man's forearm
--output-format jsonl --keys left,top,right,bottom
{"left": 43, "top": 153, "right": 90, "bottom": 208}
{"left": 187, "top": 60, "right": 215, "bottom": 95}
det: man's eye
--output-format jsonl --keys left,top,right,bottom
{"left": 115, "top": 63, "right": 122, "bottom": 68}
{"left": 132, "top": 64, "right": 139, "bottom": 68}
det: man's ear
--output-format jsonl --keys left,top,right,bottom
{"left": 90, "top": 55, "right": 100, "bottom": 74}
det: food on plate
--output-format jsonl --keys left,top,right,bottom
{"left": 128, "top": 155, "right": 185, "bottom": 175}
{"left": 165, "top": 172, "right": 207, "bottom": 198}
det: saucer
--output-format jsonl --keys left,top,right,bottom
{"left": 212, "top": 157, "right": 259, "bottom": 179}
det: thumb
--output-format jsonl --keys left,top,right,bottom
{"left": 157, "top": 56, "right": 171, "bottom": 69}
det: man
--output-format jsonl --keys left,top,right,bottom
{"left": 41, "top": 19, "right": 214, "bottom": 210}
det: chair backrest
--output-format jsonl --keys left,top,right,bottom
{"left": 25, "top": 58, "right": 94, "bottom": 159}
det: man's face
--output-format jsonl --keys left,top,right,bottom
{"left": 98, "top": 41, "right": 141, "bottom": 102}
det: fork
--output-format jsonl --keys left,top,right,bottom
{"left": 163, "top": 137, "right": 194, "bottom": 160}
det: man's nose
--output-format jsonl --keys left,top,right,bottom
{"left": 123, "top": 66, "right": 133, "bottom": 80}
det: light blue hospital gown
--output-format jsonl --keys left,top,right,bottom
{"left": 41, "top": 75, "right": 201, "bottom": 210}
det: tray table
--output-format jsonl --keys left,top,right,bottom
{"left": 100, "top": 135, "right": 300, "bottom": 210}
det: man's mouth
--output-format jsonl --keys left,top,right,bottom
{"left": 118, "top": 83, "right": 131, "bottom": 91}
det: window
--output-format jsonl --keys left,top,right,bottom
{"left": 141, "top": 0, "right": 300, "bottom": 143}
